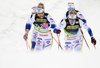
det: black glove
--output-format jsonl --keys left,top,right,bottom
{"left": 56, "top": 29, "right": 61, "bottom": 34}
{"left": 91, "top": 37, "right": 96, "bottom": 45}
{"left": 53, "top": 28, "right": 61, "bottom": 34}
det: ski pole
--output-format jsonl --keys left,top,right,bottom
{"left": 94, "top": 45, "right": 96, "bottom": 49}
{"left": 80, "top": 28, "right": 90, "bottom": 50}
{"left": 45, "top": 28, "right": 63, "bottom": 50}
{"left": 57, "top": 34, "right": 61, "bottom": 50}
{"left": 25, "top": 40, "right": 30, "bottom": 50}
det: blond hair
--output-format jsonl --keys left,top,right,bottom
{"left": 37, "top": 2, "right": 44, "bottom": 8}
{"left": 32, "top": 6, "right": 37, "bottom": 8}
{"left": 68, "top": 2, "right": 74, "bottom": 4}
{"left": 69, "top": 10, "right": 77, "bottom": 14}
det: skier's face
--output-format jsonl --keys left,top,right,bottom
{"left": 37, "top": 13, "right": 44, "bottom": 18}
{"left": 36, "top": 8, "right": 44, "bottom": 17}
{"left": 69, "top": 19, "right": 75, "bottom": 25}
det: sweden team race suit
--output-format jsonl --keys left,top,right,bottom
{"left": 25, "top": 13, "right": 56, "bottom": 50}
{"left": 56, "top": 19, "right": 93, "bottom": 51}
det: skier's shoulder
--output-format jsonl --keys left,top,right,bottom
{"left": 30, "top": 14, "right": 33, "bottom": 18}
{"left": 66, "top": 11, "right": 69, "bottom": 14}
{"left": 30, "top": 14, "right": 36, "bottom": 18}
{"left": 75, "top": 10, "right": 79, "bottom": 12}
{"left": 66, "top": 10, "right": 69, "bottom": 13}
{"left": 62, "top": 20, "right": 66, "bottom": 23}
{"left": 28, "top": 14, "right": 35, "bottom": 20}
{"left": 78, "top": 19, "right": 84, "bottom": 25}
{"left": 65, "top": 19, "right": 69, "bottom": 22}
{"left": 79, "top": 19, "right": 83, "bottom": 22}
{"left": 44, "top": 13, "right": 49, "bottom": 16}
{"left": 29, "top": 14, "right": 36, "bottom": 21}
{"left": 31, "top": 14, "right": 36, "bottom": 17}
{"left": 44, "top": 13, "right": 52, "bottom": 18}
{"left": 75, "top": 10, "right": 81, "bottom": 14}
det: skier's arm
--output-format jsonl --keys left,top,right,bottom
{"left": 79, "top": 20, "right": 96, "bottom": 45}
{"left": 25, "top": 14, "right": 35, "bottom": 33}
{"left": 57, "top": 20, "right": 67, "bottom": 29}
{"left": 79, "top": 20, "right": 93, "bottom": 37}
{"left": 47, "top": 15, "right": 56, "bottom": 29}
{"left": 53, "top": 20, "right": 66, "bottom": 34}
{"left": 77, "top": 11, "right": 87, "bottom": 24}
{"left": 23, "top": 15, "right": 35, "bottom": 40}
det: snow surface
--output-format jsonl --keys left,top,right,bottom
{"left": 0, "top": 0, "right": 100, "bottom": 68}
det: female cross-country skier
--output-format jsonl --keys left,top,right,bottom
{"left": 54, "top": 10, "right": 96, "bottom": 51}
{"left": 23, "top": 3, "right": 56, "bottom": 51}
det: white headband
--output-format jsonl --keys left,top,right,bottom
{"left": 68, "top": 4, "right": 75, "bottom": 8}
{"left": 69, "top": 14, "right": 76, "bottom": 19}
{"left": 36, "top": 8, "right": 44, "bottom": 13}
